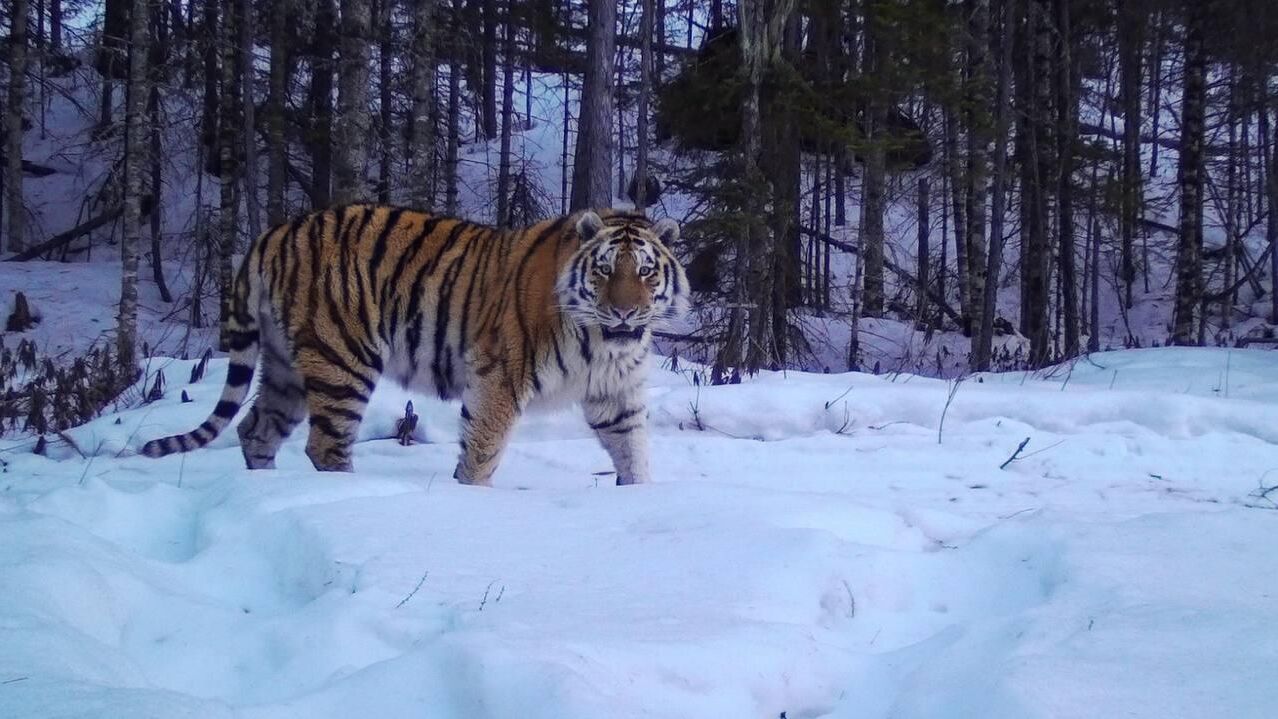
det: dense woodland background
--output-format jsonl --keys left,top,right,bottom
{"left": 3, "top": 0, "right": 1278, "bottom": 434}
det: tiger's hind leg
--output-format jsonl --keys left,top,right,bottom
{"left": 297, "top": 347, "right": 379, "bottom": 472}
{"left": 453, "top": 373, "right": 526, "bottom": 487}
{"left": 236, "top": 342, "right": 307, "bottom": 469}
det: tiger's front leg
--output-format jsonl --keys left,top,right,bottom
{"left": 453, "top": 373, "right": 526, "bottom": 487}
{"left": 583, "top": 388, "right": 650, "bottom": 485}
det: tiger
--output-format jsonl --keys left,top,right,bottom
{"left": 141, "top": 205, "right": 689, "bottom": 486}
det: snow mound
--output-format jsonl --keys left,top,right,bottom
{"left": 2, "top": 347, "right": 1277, "bottom": 718}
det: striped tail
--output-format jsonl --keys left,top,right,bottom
{"left": 141, "top": 263, "right": 262, "bottom": 458}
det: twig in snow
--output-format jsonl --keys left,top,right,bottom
{"left": 833, "top": 402, "right": 853, "bottom": 435}
{"left": 999, "top": 437, "right": 1032, "bottom": 470}
{"left": 1019, "top": 439, "right": 1066, "bottom": 460}
{"left": 937, "top": 377, "right": 964, "bottom": 445}
{"left": 478, "top": 579, "right": 501, "bottom": 611}
{"left": 395, "top": 571, "right": 430, "bottom": 608}
{"left": 869, "top": 420, "right": 909, "bottom": 431}
{"left": 1, "top": 676, "right": 28, "bottom": 685}
{"left": 1224, "top": 350, "right": 1232, "bottom": 399}
{"left": 998, "top": 507, "right": 1038, "bottom": 520}
{"left": 1244, "top": 470, "right": 1278, "bottom": 510}
{"left": 824, "top": 383, "right": 854, "bottom": 410}
{"left": 77, "top": 439, "right": 107, "bottom": 486}
{"left": 1109, "top": 369, "right": 1119, "bottom": 390}
{"left": 114, "top": 407, "right": 156, "bottom": 458}
{"left": 682, "top": 383, "right": 705, "bottom": 431}
{"left": 1060, "top": 360, "right": 1076, "bottom": 391}
{"left": 55, "top": 430, "right": 86, "bottom": 459}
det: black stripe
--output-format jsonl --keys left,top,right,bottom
{"left": 262, "top": 377, "right": 304, "bottom": 399}
{"left": 309, "top": 414, "right": 347, "bottom": 439}
{"left": 193, "top": 421, "right": 217, "bottom": 442}
{"left": 306, "top": 341, "right": 377, "bottom": 393}
{"left": 403, "top": 221, "right": 468, "bottom": 370}
{"left": 457, "top": 227, "right": 502, "bottom": 355}
{"left": 589, "top": 406, "right": 644, "bottom": 431}
{"left": 369, "top": 208, "right": 405, "bottom": 285}
{"left": 323, "top": 289, "right": 382, "bottom": 371}
{"left": 214, "top": 400, "right": 240, "bottom": 418}
{"left": 304, "top": 376, "right": 371, "bottom": 403}
{"left": 383, "top": 215, "right": 446, "bottom": 307}
{"left": 323, "top": 405, "right": 365, "bottom": 423}
{"left": 227, "top": 329, "right": 258, "bottom": 352}
{"left": 460, "top": 405, "right": 472, "bottom": 421}
{"left": 431, "top": 235, "right": 475, "bottom": 394}
{"left": 226, "top": 363, "right": 254, "bottom": 387}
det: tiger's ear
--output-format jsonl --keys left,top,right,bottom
{"left": 653, "top": 218, "right": 679, "bottom": 245}
{"left": 576, "top": 211, "right": 604, "bottom": 241}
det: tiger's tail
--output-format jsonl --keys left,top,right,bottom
{"left": 141, "top": 259, "right": 262, "bottom": 458}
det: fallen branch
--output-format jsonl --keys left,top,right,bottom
{"left": 999, "top": 437, "right": 1032, "bottom": 470}
{"left": 799, "top": 226, "right": 966, "bottom": 327}
{"left": 4, "top": 206, "right": 124, "bottom": 261}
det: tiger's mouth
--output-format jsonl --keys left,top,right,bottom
{"left": 600, "top": 324, "right": 646, "bottom": 342}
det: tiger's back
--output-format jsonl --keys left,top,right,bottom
{"left": 143, "top": 205, "right": 688, "bottom": 485}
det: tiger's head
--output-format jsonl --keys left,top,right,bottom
{"left": 557, "top": 210, "right": 690, "bottom": 343}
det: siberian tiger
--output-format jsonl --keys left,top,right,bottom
{"left": 141, "top": 206, "right": 689, "bottom": 486}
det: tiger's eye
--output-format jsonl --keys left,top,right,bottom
{"left": 598, "top": 265, "right": 612, "bottom": 276}
{"left": 639, "top": 266, "right": 653, "bottom": 277}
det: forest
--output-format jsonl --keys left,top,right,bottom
{"left": 3, "top": 0, "right": 1278, "bottom": 432}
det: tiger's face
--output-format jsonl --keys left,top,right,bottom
{"left": 558, "top": 211, "right": 690, "bottom": 342}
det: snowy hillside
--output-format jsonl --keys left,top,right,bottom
{"left": 2, "top": 347, "right": 1277, "bottom": 718}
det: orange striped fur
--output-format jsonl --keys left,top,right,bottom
{"left": 142, "top": 206, "right": 688, "bottom": 485}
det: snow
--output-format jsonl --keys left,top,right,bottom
{"left": 3, "top": 347, "right": 1277, "bottom": 718}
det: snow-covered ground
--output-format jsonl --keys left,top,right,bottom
{"left": 3, "top": 347, "right": 1276, "bottom": 718}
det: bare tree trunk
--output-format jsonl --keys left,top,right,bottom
{"left": 860, "top": 0, "right": 886, "bottom": 318}
{"left": 917, "top": 177, "right": 930, "bottom": 322}
{"left": 1262, "top": 88, "right": 1278, "bottom": 322}
{"left": 1117, "top": 0, "right": 1142, "bottom": 309}
{"left": 495, "top": 8, "right": 515, "bottom": 226}
{"left": 6, "top": 0, "right": 28, "bottom": 253}
{"left": 654, "top": 0, "right": 665, "bottom": 85}
{"left": 266, "top": 0, "right": 289, "bottom": 225}
{"left": 199, "top": 0, "right": 218, "bottom": 163}
{"left": 1147, "top": 9, "right": 1162, "bottom": 178}
{"left": 407, "top": 0, "right": 437, "bottom": 208}
{"left": 570, "top": 0, "right": 616, "bottom": 211}
{"left": 310, "top": 0, "right": 336, "bottom": 207}
{"left": 50, "top": 0, "right": 62, "bottom": 51}
{"left": 634, "top": 0, "right": 653, "bottom": 211}
{"left": 481, "top": 0, "right": 498, "bottom": 140}
{"left": 974, "top": 0, "right": 1015, "bottom": 370}
{"left": 1055, "top": 0, "right": 1078, "bottom": 356}
{"left": 241, "top": 0, "right": 261, "bottom": 238}
{"left": 1171, "top": 1, "right": 1206, "bottom": 345}
{"left": 333, "top": 0, "right": 373, "bottom": 204}
{"left": 218, "top": 0, "right": 241, "bottom": 351}
{"left": 376, "top": 0, "right": 393, "bottom": 204}
{"left": 445, "top": 8, "right": 461, "bottom": 215}
{"left": 119, "top": 0, "right": 149, "bottom": 375}
{"left": 148, "top": 42, "right": 171, "bottom": 302}
{"left": 965, "top": 0, "right": 991, "bottom": 336}
{"left": 1022, "top": 0, "right": 1053, "bottom": 367}
{"left": 944, "top": 103, "right": 967, "bottom": 323}
{"left": 1223, "top": 67, "right": 1238, "bottom": 330}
